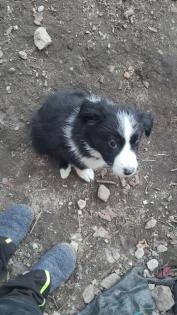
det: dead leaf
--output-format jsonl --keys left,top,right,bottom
{"left": 98, "top": 207, "right": 117, "bottom": 222}
{"left": 136, "top": 239, "right": 149, "bottom": 249}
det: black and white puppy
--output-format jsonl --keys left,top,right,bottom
{"left": 31, "top": 90, "right": 153, "bottom": 182}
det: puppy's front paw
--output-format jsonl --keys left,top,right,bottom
{"left": 75, "top": 168, "right": 94, "bottom": 183}
{"left": 60, "top": 164, "right": 71, "bottom": 179}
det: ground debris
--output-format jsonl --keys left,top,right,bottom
{"left": 97, "top": 184, "right": 110, "bottom": 202}
{"left": 152, "top": 286, "right": 174, "bottom": 312}
{"left": 34, "top": 27, "right": 52, "bottom": 50}
{"left": 145, "top": 218, "right": 157, "bottom": 229}
{"left": 101, "top": 273, "right": 119, "bottom": 289}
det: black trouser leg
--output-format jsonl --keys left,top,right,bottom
{"left": 0, "top": 237, "right": 51, "bottom": 315}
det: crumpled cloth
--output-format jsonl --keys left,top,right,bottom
{"left": 78, "top": 267, "right": 155, "bottom": 315}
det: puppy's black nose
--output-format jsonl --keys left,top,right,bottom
{"left": 124, "top": 168, "right": 134, "bottom": 176}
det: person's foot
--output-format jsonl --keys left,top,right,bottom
{"left": 0, "top": 204, "right": 33, "bottom": 245}
{"left": 32, "top": 243, "right": 76, "bottom": 293}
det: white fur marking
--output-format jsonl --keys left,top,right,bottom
{"left": 60, "top": 164, "right": 71, "bottom": 179}
{"left": 113, "top": 112, "right": 138, "bottom": 177}
{"left": 63, "top": 112, "right": 106, "bottom": 171}
{"left": 75, "top": 168, "right": 95, "bottom": 182}
{"left": 87, "top": 95, "right": 101, "bottom": 103}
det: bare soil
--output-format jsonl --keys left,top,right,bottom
{"left": 0, "top": 0, "right": 177, "bottom": 313}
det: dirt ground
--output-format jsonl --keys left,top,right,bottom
{"left": 0, "top": 0, "right": 177, "bottom": 313}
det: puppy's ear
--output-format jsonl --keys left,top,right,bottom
{"left": 141, "top": 112, "right": 153, "bottom": 137}
{"left": 79, "top": 100, "right": 105, "bottom": 125}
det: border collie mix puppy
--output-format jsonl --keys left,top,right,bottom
{"left": 31, "top": 90, "right": 153, "bottom": 182}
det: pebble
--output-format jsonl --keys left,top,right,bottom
{"left": 135, "top": 247, "right": 145, "bottom": 259}
{"left": 124, "top": 71, "right": 131, "bottom": 79}
{"left": 8, "top": 67, "right": 16, "bottom": 73}
{"left": 93, "top": 226, "right": 111, "bottom": 240}
{"left": 148, "top": 26, "right": 158, "bottom": 33}
{"left": 0, "top": 49, "right": 3, "bottom": 59}
{"left": 32, "top": 242, "right": 38, "bottom": 250}
{"left": 38, "top": 5, "right": 44, "bottom": 12}
{"left": 34, "top": 27, "right": 52, "bottom": 50}
{"left": 143, "top": 81, "right": 150, "bottom": 89}
{"left": 18, "top": 50, "right": 27, "bottom": 60}
{"left": 124, "top": 8, "right": 134, "bottom": 19}
{"left": 34, "top": 12, "right": 43, "bottom": 26}
{"left": 97, "top": 184, "right": 110, "bottom": 202}
{"left": 77, "top": 199, "right": 86, "bottom": 210}
{"left": 157, "top": 244, "right": 168, "bottom": 253}
{"left": 101, "top": 273, "right": 119, "bottom": 289}
{"left": 83, "top": 284, "right": 95, "bottom": 303}
{"left": 147, "top": 259, "right": 159, "bottom": 272}
{"left": 153, "top": 286, "right": 174, "bottom": 312}
{"left": 6, "top": 86, "right": 11, "bottom": 94}
{"left": 145, "top": 218, "right": 157, "bottom": 229}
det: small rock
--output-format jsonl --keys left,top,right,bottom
{"left": 8, "top": 67, "right": 16, "bottom": 73}
{"left": 145, "top": 218, "right": 157, "bottom": 229}
{"left": 101, "top": 273, "right": 119, "bottom": 289}
{"left": 77, "top": 199, "right": 86, "bottom": 210}
{"left": 18, "top": 51, "right": 27, "bottom": 60}
{"left": 143, "top": 199, "right": 148, "bottom": 205}
{"left": 97, "top": 184, "right": 110, "bottom": 202}
{"left": 147, "top": 259, "right": 159, "bottom": 272}
{"left": 83, "top": 284, "right": 95, "bottom": 303}
{"left": 124, "top": 71, "right": 131, "bottom": 79}
{"left": 34, "top": 12, "right": 43, "bottom": 26}
{"left": 38, "top": 5, "right": 44, "bottom": 12}
{"left": 148, "top": 26, "right": 158, "bottom": 33}
{"left": 32, "top": 242, "right": 38, "bottom": 250}
{"left": 70, "top": 240, "right": 79, "bottom": 253}
{"left": 93, "top": 226, "right": 111, "bottom": 240}
{"left": 124, "top": 8, "right": 134, "bottom": 19}
{"left": 34, "top": 27, "right": 52, "bottom": 50}
{"left": 0, "top": 50, "right": 3, "bottom": 59}
{"left": 13, "top": 25, "right": 18, "bottom": 31}
{"left": 157, "top": 244, "right": 168, "bottom": 253}
{"left": 6, "top": 86, "right": 11, "bottom": 94}
{"left": 143, "top": 81, "right": 150, "bottom": 89}
{"left": 135, "top": 247, "right": 145, "bottom": 259}
{"left": 153, "top": 286, "right": 174, "bottom": 312}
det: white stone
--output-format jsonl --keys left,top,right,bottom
{"left": 101, "top": 273, "right": 119, "bottom": 289}
{"left": 77, "top": 199, "right": 86, "bottom": 210}
{"left": 135, "top": 247, "right": 145, "bottom": 259}
{"left": 153, "top": 285, "right": 174, "bottom": 312}
{"left": 38, "top": 5, "right": 44, "bottom": 12}
{"left": 157, "top": 244, "right": 167, "bottom": 253}
{"left": 147, "top": 259, "right": 159, "bottom": 272}
{"left": 83, "top": 284, "right": 95, "bottom": 303}
{"left": 145, "top": 218, "right": 157, "bottom": 229}
{"left": 97, "top": 184, "right": 110, "bottom": 202}
{"left": 34, "top": 27, "right": 52, "bottom": 50}
{"left": 124, "top": 8, "right": 134, "bottom": 19}
{"left": 18, "top": 50, "right": 27, "bottom": 60}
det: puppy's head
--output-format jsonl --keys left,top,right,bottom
{"left": 79, "top": 98, "right": 153, "bottom": 177}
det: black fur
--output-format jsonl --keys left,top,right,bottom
{"left": 31, "top": 90, "right": 153, "bottom": 176}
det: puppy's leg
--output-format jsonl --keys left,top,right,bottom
{"left": 74, "top": 167, "right": 94, "bottom": 183}
{"left": 59, "top": 160, "right": 71, "bottom": 179}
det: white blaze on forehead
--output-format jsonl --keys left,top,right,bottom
{"left": 112, "top": 111, "right": 138, "bottom": 177}
{"left": 87, "top": 94, "right": 101, "bottom": 103}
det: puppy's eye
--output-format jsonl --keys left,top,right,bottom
{"left": 108, "top": 139, "right": 117, "bottom": 149}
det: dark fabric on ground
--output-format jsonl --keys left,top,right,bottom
{"left": 0, "top": 270, "right": 50, "bottom": 314}
{"left": 78, "top": 267, "right": 155, "bottom": 315}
